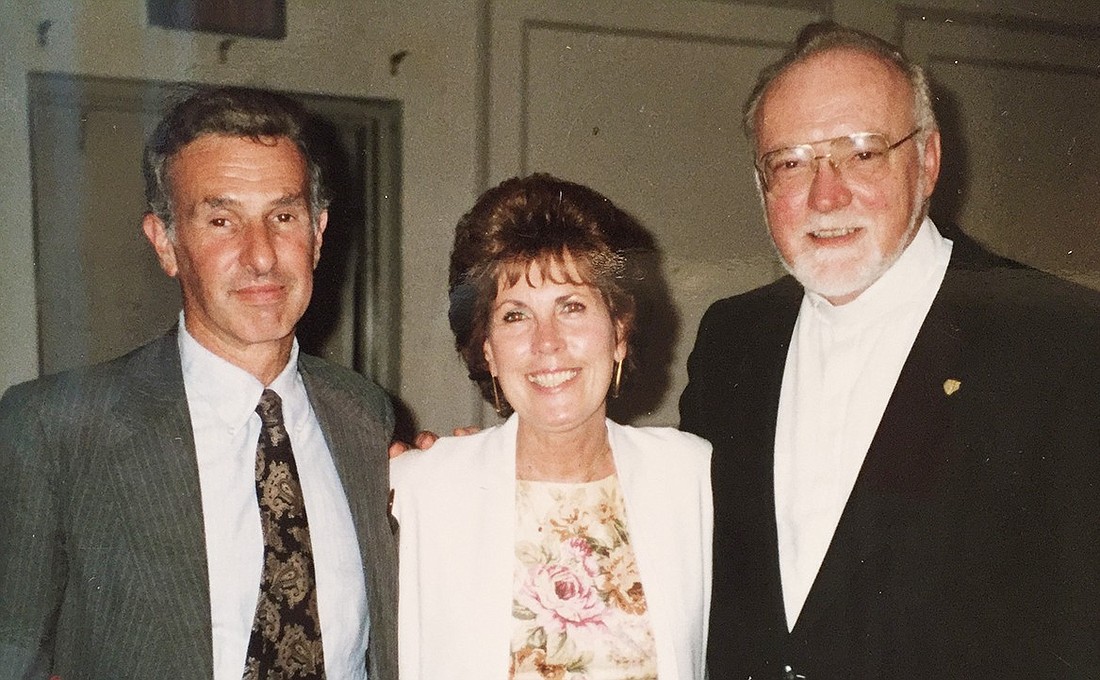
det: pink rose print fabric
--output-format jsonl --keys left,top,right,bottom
{"left": 510, "top": 475, "right": 657, "bottom": 679}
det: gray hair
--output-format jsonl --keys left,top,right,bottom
{"left": 742, "top": 21, "right": 938, "bottom": 156}
{"left": 143, "top": 86, "right": 329, "bottom": 232}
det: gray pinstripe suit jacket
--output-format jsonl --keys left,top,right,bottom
{"left": 0, "top": 331, "right": 398, "bottom": 680}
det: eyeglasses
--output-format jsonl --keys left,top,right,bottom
{"left": 756, "top": 128, "right": 921, "bottom": 195}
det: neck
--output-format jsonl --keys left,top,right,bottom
{"left": 515, "top": 418, "right": 613, "bottom": 483}
{"left": 184, "top": 322, "right": 294, "bottom": 386}
{"left": 823, "top": 287, "right": 866, "bottom": 306}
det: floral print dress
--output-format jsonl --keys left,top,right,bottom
{"left": 510, "top": 474, "right": 658, "bottom": 680}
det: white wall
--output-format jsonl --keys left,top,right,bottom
{"left": 484, "top": 0, "right": 1098, "bottom": 426}
{"left": 0, "top": 0, "right": 488, "bottom": 433}
{"left": 2, "top": 0, "right": 1096, "bottom": 433}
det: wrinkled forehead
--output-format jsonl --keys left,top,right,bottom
{"left": 756, "top": 48, "right": 915, "bottom": 148}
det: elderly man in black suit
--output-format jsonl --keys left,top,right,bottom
{"left": 681, "top": 22, "right": 1099, "bottom": 679}
{"left": 0, "top": 88, "right": 397, "bottom": 679}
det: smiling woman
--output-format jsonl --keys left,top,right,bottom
{"left": 389, "top": 174, "right": 713, "bottom": 680}
{"left": 483, "top": 256, "right": 623, "bottom": 447}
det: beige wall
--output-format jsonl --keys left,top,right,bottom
{"left": 1, "top": 0, "right": 1096, "bottom": 433}
{"left": 485, "top": 0, "right": 1098, "bottom": 426}
{"left": 0, "top": 0, "right": 488, "bottom": 433}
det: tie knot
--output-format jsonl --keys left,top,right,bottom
{"left": 256, "top": 389, "right": 285, "bottom": 427}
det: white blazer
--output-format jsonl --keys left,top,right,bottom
{"left": 390, "top": 415, "right": 712, "bottom": 680}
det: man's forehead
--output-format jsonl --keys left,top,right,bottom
{"left": 169, "top": 133, "right": 307, "bottom": 171}
{"left": 165, "top": 134, "right": 312, "bottom": 217}
{"left": 757, "top": 48, "right": 912, "bottom": 144}
{"left": 773, "top": 48, "right": 906, "bottom": 100}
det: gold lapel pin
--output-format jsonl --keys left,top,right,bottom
{"left": 943, "top": 378, "right": 962, "bottom": 396}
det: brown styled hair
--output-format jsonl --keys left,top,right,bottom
{"left": 449, "top": 173, "right": 651, "bottom": 414}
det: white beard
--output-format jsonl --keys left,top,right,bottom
{"left": 780, "top": 173, "right": 928, "bottom": 302}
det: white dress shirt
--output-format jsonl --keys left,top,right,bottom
{"left": 774, "top": 219, "right": 952, "bottom": 629}
{"left": 178, "top": 317, "right": 370, "bottom": 679}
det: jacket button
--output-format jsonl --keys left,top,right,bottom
{"left": 782, "top": 665, "right": 806, "bottom": 679}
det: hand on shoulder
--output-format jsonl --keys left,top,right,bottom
{"left": 388, "top": 426, "right": 480, "bottom": 458}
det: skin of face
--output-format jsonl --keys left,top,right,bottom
{"left": 754, "top": 48, "right": 941, "bottom": 305}
{"left": 142, "top": 134, "right": 327, "bottom": 382}
{"left": 483, "top": 257, "right": 626, "bottom": 442}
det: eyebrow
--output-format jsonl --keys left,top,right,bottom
{"left": 199, "top": 192, "right": 308, "bottom": 210}
{"left": 200, "top": 196, "right": 238, "bottom": 210}
{"left": 271, "top": 193, "right": 309, "bottom": 208}
{"left": 761, "top": 131, "right": 888, "bottom": 155}
{"left": 493, "top": 291, "right": 589, "bottom": 310}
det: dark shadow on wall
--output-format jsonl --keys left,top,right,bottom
{"left": 293, "top": 105, "right": 419, "bottom": 442}
{"left": 606, "top": 212, "right": 680, "bottom": 425}
{"left": 297, "top": 110, "right": 353, "bottom": 353}
{"left": 928, "top": 81, "right": 970, "bottom": 240}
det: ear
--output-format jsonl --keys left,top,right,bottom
{"left": 613, "top": 319, "right": 628, "bottom": 363}
{"left": 921, "top": 128, "right": 942, "bottom": 200}
{"left": 312, "top": 209, "right": 328, "bottom": 268}
{"left": 483, "top": 339, "right": 497, "bottom": 376}
{"left": 142, "top": 213, "right": 179, "bottom": 277}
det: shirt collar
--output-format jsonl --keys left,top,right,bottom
{"left": 177, "top": 312, "right": 302, "bottom": 431}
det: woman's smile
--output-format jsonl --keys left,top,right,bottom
{"left": 526, "top": 368, "right": 580, "bottom": 389}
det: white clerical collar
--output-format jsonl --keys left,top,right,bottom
{"left": 804, "top": 217, "right": 953, "bottom": 326}
{"left": 177, "top": 311, "right": 301, "bottom": 432}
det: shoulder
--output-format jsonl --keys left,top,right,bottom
{"left": 948, "top": 233, "right": 1100, "bottom": 305}
{"left": 692, "top": 276, "right": 802, "bottom": 350}
{"left": 609, "top": 422, "right": 711, "bottom": 468}
{"left": 939, "top": 239, "right": 1100, "bottom": 398}
{"left": 610, "top": 421, "right": 711, "bottom": 454}
{"left": 390, "top": 424, "right": 507, "bottom": 486}
{"left": 1, "top": 334, "right": 177, "bottom": 419}
{"left": 298, "top": 352, "right": 386, "bottom": 396}
{"left": 701, "top": 275, "right": 802, "bottom": 322}
{"left": 944, "top": 240, "right": 1100, "bottom": 338}
{"left": 1, "top": 335, "right": 182, "bottom": 464}
{"left": 298, "top": 353, "right": 394, "bottom": 424}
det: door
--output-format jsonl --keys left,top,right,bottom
{"left": 488, "top": 0, "right": 826, "bottom": 425}
{"left": 28, "top": 74, "right": 402, "bottom": 391}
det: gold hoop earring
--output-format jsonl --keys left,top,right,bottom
{"left": 491, "top": 375, "right": 504, "bottom": 415}
{"left": 610, "top": 360, "right": 623, "bottom": 399}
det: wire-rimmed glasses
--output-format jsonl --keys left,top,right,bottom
{"left": 756, "top": 128, "right": 921, "bottom": 195}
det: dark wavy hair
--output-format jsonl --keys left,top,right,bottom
{"left": 143, "top": 86, "right": 329, "bottom": 231}
{"left": 449, "top": 174, "right": 652, "bottom": 414}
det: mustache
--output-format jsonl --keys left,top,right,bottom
{"left": 231, "top": 272, "right": 294, "bottom": 290}
{"left": 803, "top": 213, "right": 878, "bottom": 235}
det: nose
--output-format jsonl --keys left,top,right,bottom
{"left": 807, "top": 158, "right": 853, "bottom": 213}
{"left": 533, "top": 318, "right": 564, "bottom": 354}
{"left": 241, "top": 221, "right": 276, "bottom": 274}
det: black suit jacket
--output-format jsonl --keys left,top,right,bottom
{"left": 0, "top": 331, "right": 398, "bottom": 680}
{"left": 681, "top": 235, "right": 1100, "bottom": 679}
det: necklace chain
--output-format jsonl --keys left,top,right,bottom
{"left": 518, "top": 444, "right": 612, "bottom": 483}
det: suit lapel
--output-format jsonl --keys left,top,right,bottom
{"left": 722, "top": 282, "right": 802, "bottom": 645}
{"left": 106, "top": 334, "right": 214, "bottom": 675}
{"left": 744, "top": 302, "right": 799, "bottom": 634}
{"left": 298, "top": 366, "right": 390, "bottom": 578}
{"left": 299, "top": 362, "right": 397, "bottom": 678}
{"left": 300, "top": 370, "right": 368, "bottom": 547}
{"left": 793, "top": 263, "right": 969, "bottom": 634}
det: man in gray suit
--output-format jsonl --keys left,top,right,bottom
{"left": 0, "top": 88, "right": 397, "bottom": 679}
